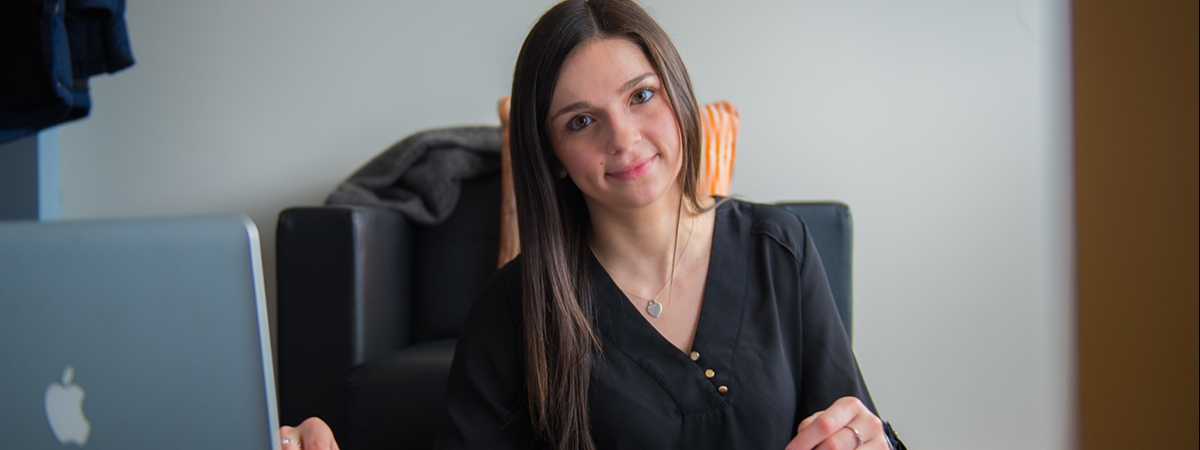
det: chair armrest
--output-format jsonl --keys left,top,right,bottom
{"left": 275, "top": 205, "right": 413, "bottom": 436}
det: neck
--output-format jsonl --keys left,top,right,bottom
{"left": 587, "top": 184, "right": 693, "bottom": 291}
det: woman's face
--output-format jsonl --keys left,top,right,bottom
{"left": 545, "top": 38, "right": 683, "bottom": 213}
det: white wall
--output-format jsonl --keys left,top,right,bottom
{"left": 57, "top": 1, "right": 1073, "bottom": 449}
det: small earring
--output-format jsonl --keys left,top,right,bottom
{"left": 558, "top": 168, "right": 568, "bottom": 179}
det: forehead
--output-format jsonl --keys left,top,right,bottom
{"left": 552, "top": 38, "right": 657, "bottom": 103}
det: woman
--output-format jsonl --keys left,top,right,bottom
{"left": 282, "top": 1, "right": 902, "bottom": 449}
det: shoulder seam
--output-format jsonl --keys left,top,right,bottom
{"left": 746, "top": 202, "right": 805, "bottom": 263}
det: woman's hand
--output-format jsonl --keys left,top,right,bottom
{"left": 279, "top": 417, "right": 340, "bottom": 450}
{"left": 784, "top": 396, "right": 887, "bottom": 450}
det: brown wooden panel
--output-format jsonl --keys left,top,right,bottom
{"left": 1074, "top": 0, "right": 1199, "bottom": 449}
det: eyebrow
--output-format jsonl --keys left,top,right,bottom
{"left": 618, "top": 72, "right": 657, "bottom": 96}
{"left": 548, "top": 72, "right": 658, "bottom": 122}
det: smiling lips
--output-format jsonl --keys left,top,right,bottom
{"left": 607, "top": 155, "right": 656, "bottom": 181}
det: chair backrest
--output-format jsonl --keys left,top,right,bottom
{"left": 777, "top": 202, "right": 854, "bottom": 340}
{"left": 409, "top": 172, "right": 502, "bottom": 344}
{"left": 412, "top": 187, "right": 855, "bottom": 344}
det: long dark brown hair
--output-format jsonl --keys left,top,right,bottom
{"left": 509, "top": 0, "right": 703, "bottom": 448}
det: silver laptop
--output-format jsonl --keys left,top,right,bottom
{"left": 0, "top": 215, "right": 280, "bottom": 449}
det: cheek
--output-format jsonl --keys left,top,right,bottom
{"left": 647, "top": 106, "right": 682, "bottom": 159}
{"left": 551, "top": 139, "right": 600, "bottom": 178}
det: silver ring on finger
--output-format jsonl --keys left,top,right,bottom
{"left": 845, "top": 426, "right": 863, "bottom": 448}
{"left": 281, "top": 437, "right": 302, "bottom": 447}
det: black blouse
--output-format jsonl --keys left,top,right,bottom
{"left": 434, "top": 200, "right": 879, "bottom": 449}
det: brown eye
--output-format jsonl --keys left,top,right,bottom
{"left": 569, "top": 115, "right": 593, "bottom": 131}
{"left": 632, "top": 88, "right": 654, "bottom": 104}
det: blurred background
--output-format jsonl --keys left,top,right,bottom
{"left": 22, "top": 0, "right": 1195, "bottom": 449}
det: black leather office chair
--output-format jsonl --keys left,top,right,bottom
{"left": 276, "top": 171, "right": 853, "bottom": 449}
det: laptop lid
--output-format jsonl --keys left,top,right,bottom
{"left": 0, "top": 215, "right": 280, "bottom": 449}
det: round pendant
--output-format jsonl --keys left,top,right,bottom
{"left": 646, "top": 299, "right": 663, "bottom": 318}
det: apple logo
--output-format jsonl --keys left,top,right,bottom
{"left": 44, "top": 365, "right": 91, "bottom": 446}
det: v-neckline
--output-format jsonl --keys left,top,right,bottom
{"left": 589, "top": 201, "right": 750, "bottom": 411}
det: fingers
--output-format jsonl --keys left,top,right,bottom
{"left": 788, "top": 398, "right": 855, "bottom": 449}
{"left": 279, "top": 425, "right": 301, "bottom": 449}
{"left": 299, "top": 417, "right": 340, "bottom": 450}
{"left": 839, "top": 412, "right": 888, "bottom": 450}
{"left": 811, "top": 426, "right": 859, "bottom": 450}
{"left": 786, "top": 396, "right": 885, "bottom": 450}
{"left": 279, "top": 417, "right": 340, "bottom": 450}
{"left": 798, "top": 410, "right": 823, "bottom": 430}
{"left": 813, "top": 415, "right": 886, "bottom": 450}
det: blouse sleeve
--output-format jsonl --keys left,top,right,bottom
{"left": 433, "top": 263, "right": 543, "bottom": 449}
{"left": 793, "top": 217, "right": 880, "bottom": 418}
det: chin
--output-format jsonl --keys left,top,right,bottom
{"left": 607, "top": 181, "right": 677, "bottom": 211}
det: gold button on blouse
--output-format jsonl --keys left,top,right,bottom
{"left": 689, "top": 351, "right": 700, "bottom": 361}
{"left": 718, "top": 385, "right": 728, "bottom": 394}
{"left": 705, "top": 369, "right": 715, "bottom": 378}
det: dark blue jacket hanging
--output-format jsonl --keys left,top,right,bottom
{"left": 0, "top": 0, "right": 134, "bottom": 144}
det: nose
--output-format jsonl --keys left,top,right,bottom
{"left": 607, "top": 112, "right": 641, "bottom": 154}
